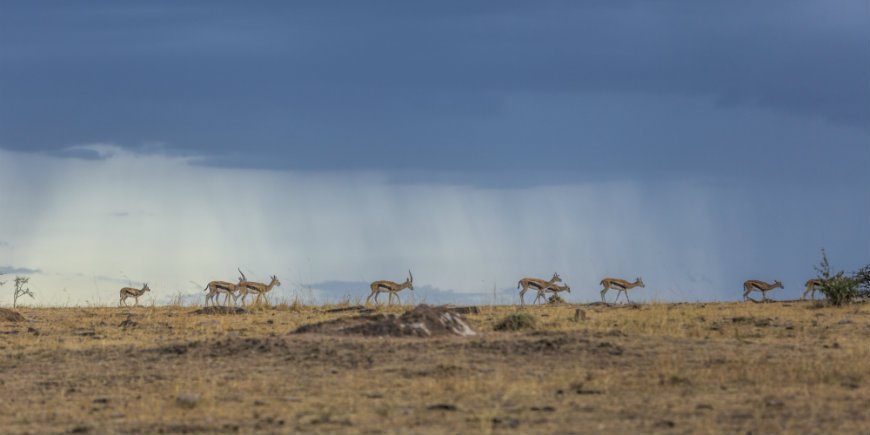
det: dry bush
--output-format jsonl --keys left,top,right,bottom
{"left": 494, "top": 312, "right": 536, "bottom": 331}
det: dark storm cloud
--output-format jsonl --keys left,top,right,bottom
{"left": 1, "top": 1, "right": 867, "bottom": 175}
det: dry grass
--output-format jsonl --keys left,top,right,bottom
{"left": 1, "top": 301, "right": 869, "bottom": 433}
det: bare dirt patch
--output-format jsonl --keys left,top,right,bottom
{"left": 295, "top": 304, "right": 476, "bottom": 337}
{"left": 189, "top": 306, "right": 249, "bottom": 315}
{"left": 0, "top": 308, "right": 25, "bottom": 322}
{"left": 2, "top": 302, "right": 870, "bottom": 433}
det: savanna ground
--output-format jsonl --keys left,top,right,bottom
{"left": 2, "top": 301, "right": 869, "bottom": 434}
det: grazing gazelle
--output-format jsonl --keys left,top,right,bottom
{"left": 236, "top": 271, "right": 282, "bottom": 306}
{"left": 743, "top": 279, "right": 783, "bottom": 302}
{"left": 532, "top": 282, "right": 571, "bottom": 305}
{"left": 600, "top": 277, "right": 645, "bottom": 303}
{"left": 802, "top": 279, "right": 823, "bottom": 301}
{"left": 517, "top": 273, "right": 563, "bottom": 306}
{"left": 367, "top": 271, "right": 414, "bottom": 305}
{"left": 119, "top": 283, "right": 151, "bottom": 307}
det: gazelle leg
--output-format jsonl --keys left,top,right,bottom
{"left": 519, "top": 288, "right": 527, "bottom": 306}
{"left": 626, "top": 291, "right": 631, "bottom": 303}
{"left": 366, "top": 291, "right": 375, "bottom": 305}
{"left": 600, "top": 288, "right": 608, "bottom": 303}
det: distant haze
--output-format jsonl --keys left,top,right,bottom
{"left": 0, "top": 2, "right": 868, "bottom": 305}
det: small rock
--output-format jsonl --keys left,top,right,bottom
{"left": 427, "top": 403, "right": 458, "bottom": 411}
{"left": 764, "top": 398, "right": 785, "bottom": 408}
{"left": 492, "top": 417, "right": 520, "bottom": 429}
{"left": 654, "top": 420, "right": 675, "bottom": 428}
{"left": 176, "top": 394, "right": 200, "bottom": 409}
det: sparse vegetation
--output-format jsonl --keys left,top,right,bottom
{"left": 854, "top": 264, "right": 870, "bottom": 298}
{"left": 11, "top": 276, "right": 34, "bottom": 308}
{"left": 2, "top": 302, "right": 870, "bottom": 433}
{"left": 547, "top": 294, "right": 566, "bottom": 304}
{"left": 815, "top": 249, "right": 859, "bottom": 306}
{"left": 494, "top": 311, "right": 536, "bottom": 331}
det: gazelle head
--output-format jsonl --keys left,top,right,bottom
{"left": 774, "top": 280, "right": 783, "bottom": 289}
{"left": 552, "top": 272, "right": 562, "bottom": 283}
{"left": 563, "top": 284, "right": 571, "bottom": 293}
{"left": 636, "top": 277, "right": 645, "bottom": 288}
{"left": 238, "top": 268, "right": 247, "bottom": 282}
{"left": 406, "top": 270, "right": 414, "bottom": 290}
{"left": 142, "top": 283, "right": 151, "bottom": 293}
{"left": 270, "top": 275, "right": 281, "bottom": 287}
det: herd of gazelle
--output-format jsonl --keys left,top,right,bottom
{"left": 202, "top": 269, "right": 282, "bottom": 307}
{"left": 117, "top": 270, "right": 828, "bottom": 307}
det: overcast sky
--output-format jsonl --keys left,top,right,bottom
{"left": 1, "top": 2, "right": 868, "bottom": 305}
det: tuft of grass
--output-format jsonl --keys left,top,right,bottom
{"left": 494, "top": 312, "right": 536, "bottom": 331}
{"left": 547, "top": 294, "right": 566, "bottom": 304}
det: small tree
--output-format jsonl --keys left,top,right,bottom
{"left": 815, "top": 249, "right": 858, "bottom": 306}
{"left": 12, "top": 276, "right": 34, "bottom": 308}
{"left": 855, "top": 264, "right": 870, "bottom": 298}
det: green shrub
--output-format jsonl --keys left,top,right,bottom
{"left": 815, "top": 249, "right": 859, "bottom": 306}
{"left": 854, "top": 264, "right": 870, "bottom": 298}
{"left": 494, "top": 312, "right": 536, "bottom": 331}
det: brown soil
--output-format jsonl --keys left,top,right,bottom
{"left": 1, "top": 302, "right": 869, "bottom": 433}
{"left": 189, "top": 306, "right": 249, "bottom": 315}
{"left": 0, "top": 307, "right": 25, "bottom": 322}
{"left": 295, "top": 304, "right": 476, "bottom": 337}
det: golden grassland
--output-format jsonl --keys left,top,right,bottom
{"left": 1, "top": 301, "right": 869, "bottom": 434}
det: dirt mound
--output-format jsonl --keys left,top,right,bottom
{"left": 0, "top": 308, "right": 25, "bottom": 322}
{"left": 190, "top": 306, "right": 249, "bottom": 315}
{"left": 295, "top": 305, "right": 476, "bottom": 338}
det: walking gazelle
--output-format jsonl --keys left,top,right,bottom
{"left": 236, "top": 271, "right": 282, "bottom": 306}
{"left": 119, "top": 283, "right": 151, "bottom": 307}
{"left": 600, "top": 277, "right": 645, "bottom": 303}
{"left": 531, "top": 282, "right": 571, "bottom": 305}
{"left": 802, "top": 279, "right": 823, "bottom": 301}
{"left": 204, "top": 279, "right": 242, "bottom": 307}
{"left": 367, "top": 271, "right": 414, "bottom": 305}
{"left": 517, "top": 273, "right": 564, "bottom": 305}
{"left": 743, "top": 279, "right": 783, "bottom": 302}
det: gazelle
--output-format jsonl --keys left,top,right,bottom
{"left": 743, "top": 279, "right": 783, "bottom": 302}
{"left": 517, "top": 273, "right": 563, "bottom": 306}
{"left": 600, "top": 277, "right": 645, "bottom": 303}
{"left": 204, "top": 279, "right": 242, "bottom": 307}
{"left": 367, "top": 271, "right": 414, "bottom": 305}
{"left": 237, "top": 271, "right": 282, "bottom": 306}
{"left": 802, "top": 279, "right": 823, "bottom": 301}
{"left": 119, "top": 283, "right": 151, "bottom": 307}
{"left": 531, "top": 282, "right": 571, "bottom": 305}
